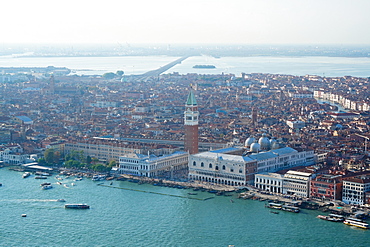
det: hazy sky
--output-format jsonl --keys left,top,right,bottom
{"left": 2, "top": 0, "right": 370, "bottom": 45}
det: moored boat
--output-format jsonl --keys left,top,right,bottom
{"left": 343, "top": 218, "right": 369, "bottom": 229}
{"left": 92, "top": 175, "right": 106, "bottom": 181}
{"left": 317, "top": 214, "right": 345, "bottom": 222}
{"left": 35, "top": 176, "right": 48, "bottom": 179}
{"left": 35, "top": 171, "right": 51, "bottom": 176}
{"left": 22, "top": 172, "right": 31, "bottom": 178}
{"left": 265, "top": 202, "right": 283, "bottom": 209}
{"left": 65, "top": 204, "right": 90, "bottom": 209}
{"left": 282, "top": 205, "right": 300, "bottom": 213}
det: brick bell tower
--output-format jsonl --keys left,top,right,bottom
{"left": 184, "top": 89, "right": 199, "bottom": 154}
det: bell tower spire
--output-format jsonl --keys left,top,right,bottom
{"left": 184, "top": 89, "right": 199, "bottom": 154}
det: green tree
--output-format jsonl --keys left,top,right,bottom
{"left": 44, "top": 149, "right": 55, "bottom": 165}
{"left": 86, "top": 155, "right": 92, "bottom": 164}
{"left": 116, "top": 70, "right": 124, "bottom": 77}
{"left": 38, "top": 158, "right": 46, "bottom": 165}
{"left": 102, "top": 72, "right": 116, "bottom": 79}
{"left": 91, "top": 163, "right": 109, "bottom": 172}
{"left": 108, "top": 160, "right": 117, "bottom": 168}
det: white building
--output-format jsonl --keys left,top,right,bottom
{"left": 255, "top": 173, "right": 284, "bottom": 193}
{"left": 283, "top": 170, "right": 314, "bottom": 198}
{"left": 0, "top": 144, "right": 28, "bottom": 164}
{"left": 288, "top": 90, "right": 313, "bottom": 99}
{"left": 65, "top": 139, "right": 179, "bottom": 162}
{"left": 189, "top": 147, "right": 257, "bottom": 186}
{"left": 118, "top": 151, "right": 188, "bottom": 178}
{"left": 249, "top": 147, "right": 314, "bottom": 173}
{"left": 286, "top": 120, "right": 305, "bottom": 130}
{"left": 342, "top": 176, "right": 370, "bottom": 205}
{"left": 188, "top": 146, "right": 315, "bottom": 187}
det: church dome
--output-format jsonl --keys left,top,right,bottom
{"left": 244, "top": 136, "right": 256, "bottom": 148}
{"left": 258, "top": 133, "right": 270, "bottom": 150}
{"left": 250, "top": 142, "right": 260, "bottom": 153}
{"left": 271, "top": 141, "right": 280, "bottom": 150}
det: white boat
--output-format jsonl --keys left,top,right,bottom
{"left": 317, "top": 214, "right": 344, "bottom": 222}
{"left": 92, "top": 175, "right": 106, "bottom": 181}
{"left": 57, "top": 199, "right": 66, "bottom": 202}
{"left": 41, "top": 184, "right": 53, "bottom": 190}
{"left": 343, "top": 218, "right": 369, "bottom": 229}
{"left": 35, "top": 171, "right": 51, "bottom": 176}
{"left": 22, "top": 172, "right": 31, "bottom": 178}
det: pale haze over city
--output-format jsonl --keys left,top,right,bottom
{"left": 1, "top": 1, "right": 370, "bottom": 247}
{"left": 2, "top": 0, "right": 370, "bottom": 45}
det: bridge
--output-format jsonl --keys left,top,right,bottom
{"left": 136, "top": 56, "right": 190, "bottom": 80}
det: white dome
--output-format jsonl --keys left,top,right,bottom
{"left": 245, "top": 136, "right": 256, "bottom": 147}
{"left": 258, "top": 133, "right": 270, "bottom": 150}
{"left": 271, "top": 142, "right": 280, "bottom": 150}
{"left": 250, "top": 142, "right": 260, "bottom": 153}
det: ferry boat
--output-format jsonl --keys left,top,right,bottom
{"left": 317, "top": 214, "right": 345, "bottom": 222}
{"left": 265, "top": 202, "right": 283, "bottom": 209}
{"left": 282, "top": 205, "right": 300, "bottom": 213}
{"left": 65, "top": 204, "right": 90, "bottom": 209}
{"left": 22, "top": 172, "right": 31, "bottom": 178}
{"left": 343, "top": 218, "right": 369, "bottom": 229}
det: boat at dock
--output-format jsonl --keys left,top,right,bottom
{"left": 282, "top": 205, "right": 300, "bottom": 213}
{"left": 35, "top": 171, "right": 51, "bottom": 176}
{"left": 35, "top": 176, "right": 48, "bottom": 179}
{"left": 265, "top": 203, "right": 300, "bottom": 213}
{"left": 317, "top": 214, "right": 345, "bottom": 222}
{"left": 65, "top": 204, "right": 90, "bottom": 209}
{"left": 92, "top": 175, "right": 106, "bottom": 181}
{"left": 22, "top": 172, "right": 31, "bottom": 178}
{"left": 343, "top": 218, "right": 369, "bottom": 229}
{"left": 265, "top": 202, "right": 283, "bottom": 209}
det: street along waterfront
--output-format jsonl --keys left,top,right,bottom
{"left": 0, "top": 168, "right": 369, "bottom": 247}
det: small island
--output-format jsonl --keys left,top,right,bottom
{"left": 192, "top": 65, "right": 216, "bottom": 69}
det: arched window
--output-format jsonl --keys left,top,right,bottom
{"left": 239, "top": 169, "right": 242, "bottom": 173}
{"left": 230, "top": 168, "right": 234, "bottom": 172}
{"left": 201, "top": 162, "right": 204, "bottom": 167}
{"left": 215, "top": 166, "right": 219, "bottom": 170}
{"left": 222, "top": 165, "right": 226, "bottom": 170}
{"left": 209, "top": 163, "right": 212, "bottom": 168}
{"left": 193, "top": 161, "right": 196, "bottom": 166}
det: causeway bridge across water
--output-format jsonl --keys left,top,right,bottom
{"left": 137, "top": 56, "right": 190, "bottom": 79}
